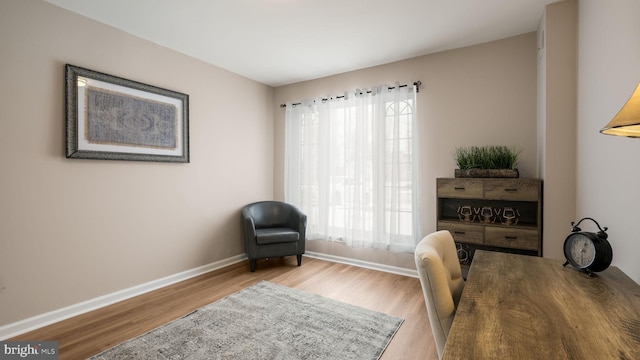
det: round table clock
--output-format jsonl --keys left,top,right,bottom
{"left": 563, "top": 217, "right": 613, "bottom": 276}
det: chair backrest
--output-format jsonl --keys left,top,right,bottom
{"left": 243, "top": 201, "right": 293, "bottom": 228}
{"left": 414, "top": 230, "right": 465, "bottom": 359}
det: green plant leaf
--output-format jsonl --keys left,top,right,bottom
{"left": 454, "top": 145, "right": 520, "bottom": 170}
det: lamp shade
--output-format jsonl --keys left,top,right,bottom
{"left": 600, "top": 82, "right": 640, "bottom": 137}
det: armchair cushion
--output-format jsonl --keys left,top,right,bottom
{"left": 255, "top": 228, "right": 299, "bottom": 245}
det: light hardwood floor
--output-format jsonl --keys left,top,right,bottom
{"left": 11, "top": 256, "right": 438, "bottom": 360}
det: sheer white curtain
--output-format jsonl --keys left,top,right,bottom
{"left": 285, "top": 83, "right": 419, "bottom": 252}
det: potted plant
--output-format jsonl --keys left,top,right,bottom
{"left": 454, "top": 145, "right": 520, "bottom": 178}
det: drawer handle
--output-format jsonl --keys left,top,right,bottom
{"left": 454, "top": 187, "right": 466, "bottom": 191}
{"left": 505, "top": 236, "right": 518, "bottom": 240}
{"left": 504, "top": 188, "right": 518, "bottom": 192}
{"left": 454, "top": 231, "right": 466, "bottom": 235}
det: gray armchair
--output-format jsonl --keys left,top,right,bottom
{"left": 241, "top": 201, "right": 307, "bottom": 272}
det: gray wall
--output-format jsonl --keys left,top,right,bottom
{"left": 274, "top": 33, "right": 539, "bottom": 269}
{"left": 0, "top": 0, "right": 274, "bottom": 326}
{"left": 577, "top": 0, "right": 640, "bottom": 283}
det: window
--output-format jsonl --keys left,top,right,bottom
{"left": 285, "top": 83, "right": 419, "bottom": 251}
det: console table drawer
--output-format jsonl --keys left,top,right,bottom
{"left": 437, "top": 179, "right": 484, "bottom": 199}
{"left": 438, "top": 222, "right": 483, "bottom": 245}
{"left": 485, "top": 227, "right": 539, "bottom": 250}
{"left": 483, "top": 179, "right": 540, "bottom": 201}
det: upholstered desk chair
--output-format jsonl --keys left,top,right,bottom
{"left": 414, "top": 230, "right": 465, "bottom": 359}
{"left": 241, "top": 201, "right": 307, "bottom": 272}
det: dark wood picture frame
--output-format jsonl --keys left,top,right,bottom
{"left": 65, "top": 64, "right": 189, "bottom": 163}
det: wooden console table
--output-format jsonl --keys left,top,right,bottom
{"left": 443, "top": 251, "right": 640, "bottom": 359}
{"left": 436, "top": 178, "right": 542, "bottom": 274}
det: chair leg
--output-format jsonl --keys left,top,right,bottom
{"left": 297, "top": 254, "right": 302, "bottom": 266}
{"left": 250, "top": 259, "right": 257, "bottom": 272}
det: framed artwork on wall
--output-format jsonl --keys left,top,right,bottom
{"left": 65, "top": 64, "right": 189, "bottom": 163}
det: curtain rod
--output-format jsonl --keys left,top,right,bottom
{"left": 280, "top": 81, "right": 421, "bottom": 108}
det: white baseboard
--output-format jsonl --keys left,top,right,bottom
{"left": 1, "top": 252, "right": 416, "bottom": 340}
{"left": 0, "top": 254, "right": 247, "bottom": 340}
{"left": 304, "top": 251, "right": 418, "bottom": 278}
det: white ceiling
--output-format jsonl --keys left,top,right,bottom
{"left": 45, "top": 0, "right": 555, "bottom": 87}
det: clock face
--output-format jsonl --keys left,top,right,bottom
{"left": 568, "top": 233, "right": 596, "bottom": 268}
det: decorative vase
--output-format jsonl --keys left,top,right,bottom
{"left": 457, "top": 205, "right": 474, "bottom": 222}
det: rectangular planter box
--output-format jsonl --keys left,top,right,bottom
{"left": 454, "top": 169, "right": 519, "bottom": 178}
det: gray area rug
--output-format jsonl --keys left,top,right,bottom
{"left": 89, "top": 281, "right": 403, "bottom": 359}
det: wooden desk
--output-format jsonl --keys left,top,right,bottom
{"left": 443, "top": 250, "right": 640, "bottom": 359}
